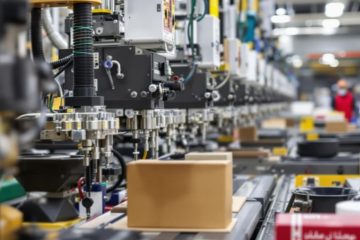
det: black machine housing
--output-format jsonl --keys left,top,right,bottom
{"left": 165, "top": 65, "right": 212, "bottom": 109}
{"left": 60, "top": 45, "right": 170, "bottom": 110}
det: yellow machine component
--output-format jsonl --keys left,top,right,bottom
{"left": 209, "top": 0, "right": 219, "bottom": 18}
{"left": 250, "top": 0, "right": 259, "bottom": 13}
{"left": 272, "top": 147, "right": 288, "bottom": 157}
{"left": 217, "top": 135, "right": 234, "bottom": 144}
{"left": 0, "top": 205, "right": 23, "bottom": 240}
{"left": 92, "top": 8, "right": 112, "bottom": 14}
{"left": 219, "top": 63, "right": 230, "bottom": 72}
{"left": 22, "top": 218, "right": 81, "bottom": 231}
{"left": 306, "top": 132, "right": 319, "bottom": 141}
{"left": 52, "top": 97, "right": 63, "bottom": 111}
{"left": 31, "top": 0, "right": 101, "bottom": 8}
{"left": 299, "top": 116, "right": 314, "bottom": 133}
{"left": 51, "top": 48, "right": 58, "bottom": 62}
{"left": 295, "top": 175, "right": 360, "bottom": 187}
{"left": 0, "top": 134, "right": 19, "bottom": 169}
{"left": 240, "top": 0, "right": 247, "bottom": 12}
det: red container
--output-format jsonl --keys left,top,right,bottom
{"left": 276, "top": 213, "right": 360, "bottom": 240}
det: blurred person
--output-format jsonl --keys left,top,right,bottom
{"left": 332, "top": 79, "right": 357, "bottom": 122}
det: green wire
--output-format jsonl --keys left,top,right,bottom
{"left": 197, "top": 0, "right": 208, "bottom": 21}
{"left": 184, "top": 0, "right": 197, "bottom": 83}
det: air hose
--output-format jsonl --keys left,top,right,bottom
{"left": 31, "top": 8, "right": 72, "bottom": 69}
{"left": 106, "top": 149, "right": 127, "bottom": 193}
{"left": 72, "top": 3, "right": 95, "bottom": 97}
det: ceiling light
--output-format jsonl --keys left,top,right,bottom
{"left": 330, "top": 59, "right": 339, "bottom": 68}
{"left": 320, "top": 53, "right": 336, "bottom": 65}
{"left": 271, "top": 15, "right": 291, "bottom": 24}
{"left": 325, "top": 2, "right": 345, "bottom": 18}
{"left": 322, "top": 19, "right": 340, "bottom": 28}
{"left": 320, "top": 53, "right": 339, "bottom": 67}
{"left": 276, "top": 7, "right": 287, "bottom": 15}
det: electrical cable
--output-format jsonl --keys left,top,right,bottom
{"left": 42, "top": 8, "right": 68, "bottom": 49}
{"left": 214, "top": 71, "right": 231, "bottom": 90}
{"left": 183, "top": 62, "right": 197, "bottom": 83}
{"left": 53, "top": 57, "right": 73, "bottom": 79}
{"left": 31, "top": 8, "right": 45, "bottom": 61}
{"left": 51, "top": 54, "right": 73, "bottom": 69}
{"left": 17, "top": 105, "right": 47, "bottom": 146}
{"left": 106, "top": 149, "right": 127, "bottom": 193}
{"left": 31, "top": 8, "right": 73, "bottom": 69}
{"left": 197, "top": 0, "right": 208, "bottom": 21}
{"left": 142, "top": 151, "right": 148, "bottom": 160}
{"left": 52, "top": 58, "right": 73, "bottom": 108}
{"left": 183, "top": 0, "right": 197, "bottom": 83}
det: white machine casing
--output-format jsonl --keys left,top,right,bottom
{"left": 197, "top": 15, "right": 221, "bottom": 69}
{"left": 258, "top": 58, "right": 266, "bottom": 86}
{"left": 265, "top": 63, "right": 273, "bottom": 88}
{"left": 239, "top": 44, "right": 249, "bottom": 79}
{"left": 223, "top": 5, "right": 237, "bottom": 39}
{"left": 246, "top": 50, "right": 258, "bottom": 83}
{"left": 124, "top": 0, "right": 176, "bottom": 51}
{"left": 224, "top": 38, "right": 241, "bottom": 77}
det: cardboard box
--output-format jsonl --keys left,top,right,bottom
{"left": 325, "top": 121, "right": 348, "bottom": 133}
{"left": 348, "top": 123, "right": 357, "bottom": 132}
{"left": 286, "top": 118, "right": 296, "bottom": 128}
{"left": 185, "top": 152, "right": 232, "bottom": 161}
{"left": 127, "top": 160, "right": 232, "bottom": 229}
{"left": 276, "top": 213, "right": 360, "bottom": 240}
{"left": 262, "top": 118, "right": 287, "bottom": 129}
{"left": 231, "top": 148, "right": 270, "bottom": 159}
{"left": 239, "top": 126, "right": 258, "bottom": 141}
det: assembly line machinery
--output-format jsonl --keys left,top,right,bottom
{"left": 0, "top": 0, "right": 299, "bottom": 239}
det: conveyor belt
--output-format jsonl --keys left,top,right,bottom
{"left": 77, "top": 175, "right": 272, "bottom": 240}
{"left": 256, "top": 175, "right": 294, "bottom": 240}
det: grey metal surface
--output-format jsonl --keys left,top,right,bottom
{"left": 256, "top": 175, "right": 294, "bottom": 240}
{"left": 271, "top": 159, "right": 360, "bottom": 174}
{"left": 248, "top": 175, "right": 276, "bottom": 217}
{"left": 345, "top": 178, "right": 360, "bottom": 190}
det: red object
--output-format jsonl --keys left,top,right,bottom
{"left": 334, "top": 92, "right": 354, "bottom": 122}
{"left": 275, "top": 213, "right": 360, "bottom": 240}
{"left": 307, "top": 51, "right": 360, "bottom": 60}
{"left": 77, "top": 177, "right": 85, "bottom": 200}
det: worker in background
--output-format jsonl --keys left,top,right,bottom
{"left": 332, "top": 79, "right": 357, "bottom": 122}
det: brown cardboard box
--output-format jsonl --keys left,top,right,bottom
{"left": 239, "top": 126, "right": 258, "bottom": 141}
{"left": 286, "top": 118, "right": 296, "bottom": 128}
{"left": 231, "top": 148, "right": 271, "bottom": 159}
{"left": 261, "top": 118, "right": 287, "bottom": 129}
{"left": 127, "top": 160, "right": 232, "bottom": 229}
{"left": 185, "top": 152, "right": 232, "bottom": 161}
{"left": 325, "top": 121, "right": 348, "bottom": 133}
{"left": 348, "top": 123, "right": 357, "bottom": 132}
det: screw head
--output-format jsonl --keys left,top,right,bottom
{"left": 130, "top": 91, "right": 138, "bottom": 98}
{"left": 148, "top": 84, "right": 158, "bottom": 93}
{"left": 140, "top": 91, "right": 148, "bottom": 98}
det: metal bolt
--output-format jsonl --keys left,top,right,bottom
{"left": 148, "top": 84, "right": 158, "bottom": 93}
{"left": 95, "top": 27, "right": 104, "bottom": 35}
{"left": 204, "top": 92, "right": 212, "bottom": 99}
{"left": 130, "top": 91, "right": 138, "bottom": 98}
{"left": 140, "top": 91, "right": 148, "bottom": 98}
